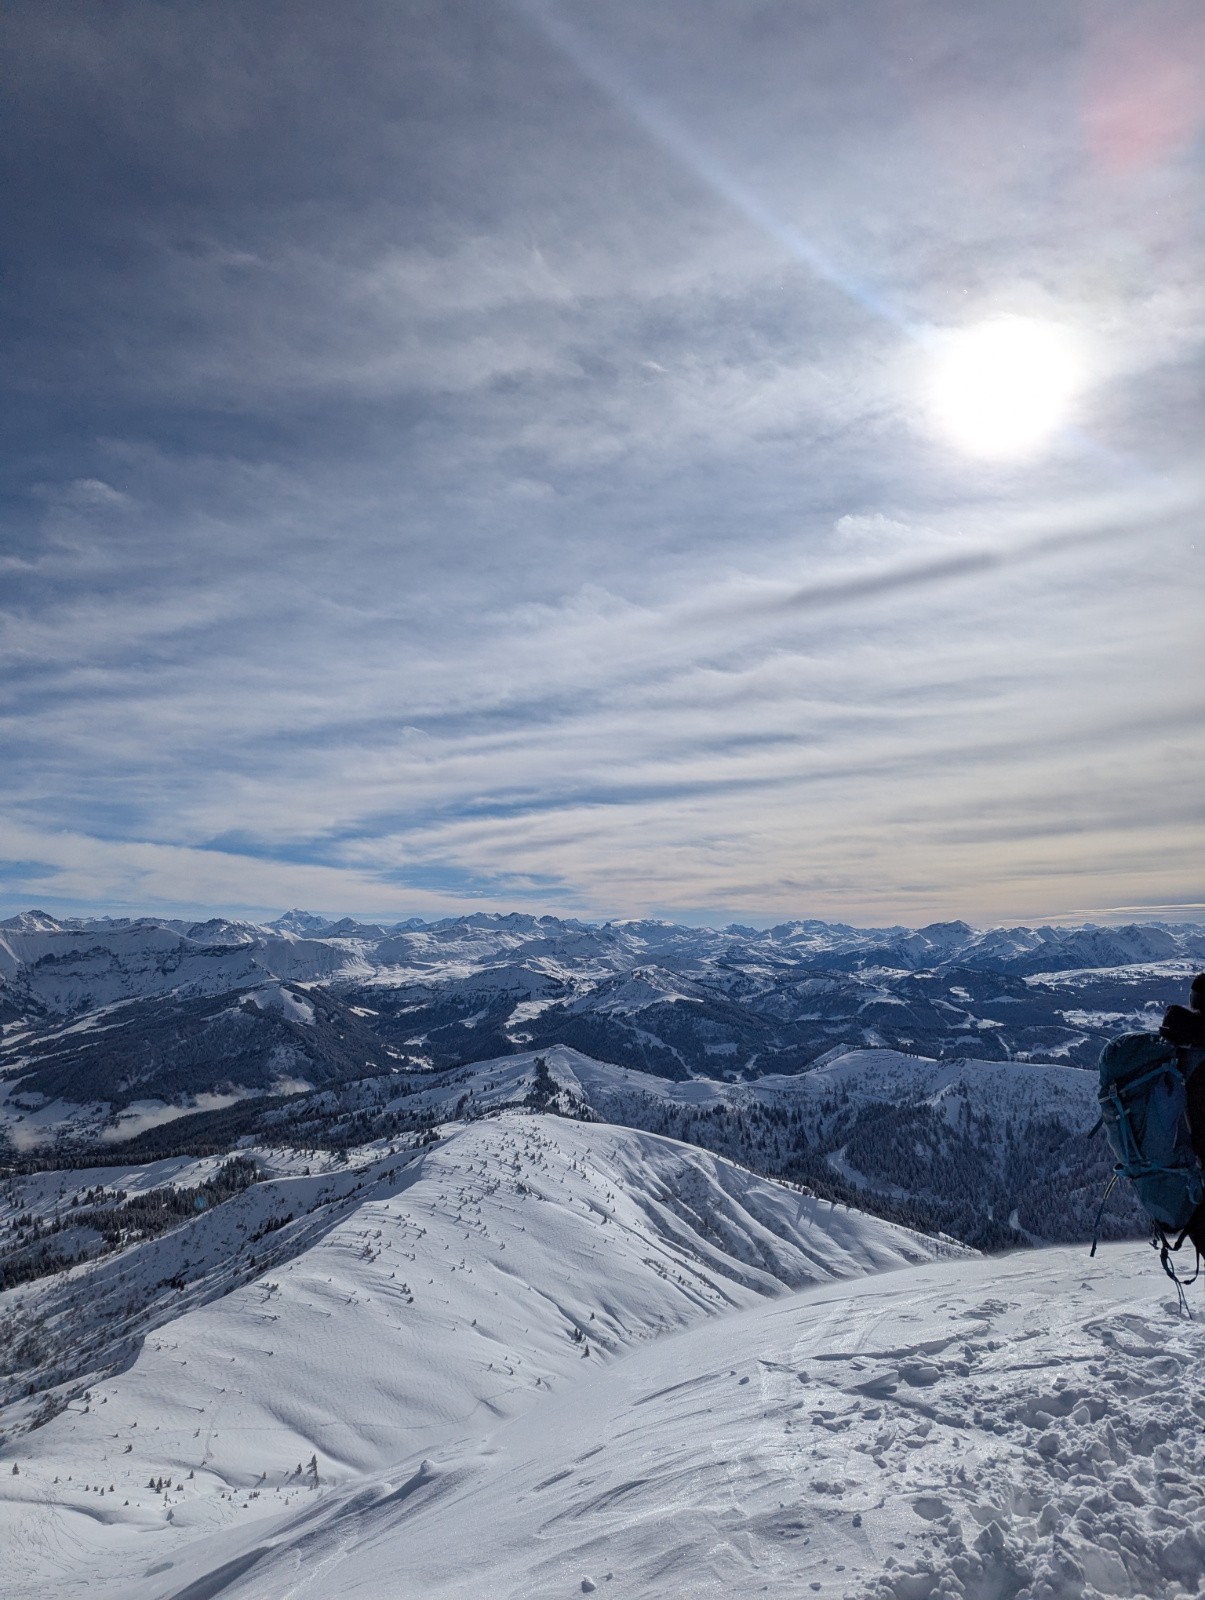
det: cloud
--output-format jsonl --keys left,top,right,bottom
{"left": 31, "top": 478, "right": 131, "bottom": 508}
{"left": 0, "top": 819, "right": 490, "bottom": 921}
{"left": 1, "top": 0, "right": 1203, "bottom": 925}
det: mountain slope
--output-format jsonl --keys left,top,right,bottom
{"left": 196, "top": 1240, "right": 1204, "bottom": 1600}
{"left": 7, "top": 1227, "right": 1200, "bottom": 1600}
{"left": 0, "top": 1114, "right": 958, "bottom": 1599}
{"left": 1, "top": 1039, "right": 1138, "bottom": 1253}
{"left": 0, "top": 985, "right": 393, "bottom": 1147}
{"left": 372, "top": 1044, "right": 1136, "bottom": 1248}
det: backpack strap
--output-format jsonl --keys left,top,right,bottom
{"left": 1157, "top": 1231, "right": 1201, "bottom": 1317}
{"left": 1089, "top": 1173, "right": 1118, "bottom": 1257}
{"left": 1109, "top": 1059, "right": 1187, "bottom": 1102}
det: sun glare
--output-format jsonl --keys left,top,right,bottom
{"left": 928, "top": 316, "right": 1083, "bottom": 460}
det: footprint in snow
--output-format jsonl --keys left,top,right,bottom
{"left": 912, "top": 1495, "right": 951, "bottom": 1521}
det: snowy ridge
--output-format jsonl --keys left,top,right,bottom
{"left": 2, "top": 1071, "right": 1200, "bottom": 1600}
{"left": 0, "top": 1115, "right": 956, "bottom": 1599}
{"left": 397, "top": 1047, "right": 1130, "bottom": 1249}
{"left": 210, "top": 1242, "right": 1205, "bottom": 1600}
{"left": 7, "top": 1210, "right": 1205, "bottom": 1596}
{"left": 0, "top": 1042, "right": 1130, "bottom": 1250}
{"left": 369, "top": 1042, "right": 1099, "bottom": 1150}
{"left": 538, "top": 1044, "right": 1099, "bottom": 1123}
{"left": 799, "top": 1048, "right": 1099, "bottom": 1122}
{"left": 0, "top": 922, "right": 353, "bottom": 1016}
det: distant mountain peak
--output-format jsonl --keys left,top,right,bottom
{"left": 268, "top": 909, "right": 334, "bottom": 935}
{"left": 918, "top": 919, "right": 975, "bottom": 938}
{"left": 0, "top": 908, "right": 66, "bottom": 933}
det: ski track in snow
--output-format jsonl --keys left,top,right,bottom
{"left": 3, "top": 1116, "right": 1204, "bottom": 1600}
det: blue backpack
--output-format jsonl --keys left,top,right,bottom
{"left": 1092, "top": 1032, "right": 1204, "bottom": 1286}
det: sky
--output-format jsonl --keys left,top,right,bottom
{"left": 1, "top": 0, "right": 1203, "bottom": 929}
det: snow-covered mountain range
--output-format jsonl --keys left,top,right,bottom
{"left": 2, "top": 907, "right": 1202, "bottom": 1598}
{"left": 3, "top": 906, "right": 1191, "bottom": 1249}
{"left": 3, "top": 908, "right": 1201, "bottom": 1082}
{"left": 0, "top": 1035, "right": 1141, "bottom": 1273}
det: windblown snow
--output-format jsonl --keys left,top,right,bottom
{"left": 1, "top": 1115, "right": 952, "bottom": 1598}
{"left": 3, "top": 1111, "right": 1204, "bottom": 1600}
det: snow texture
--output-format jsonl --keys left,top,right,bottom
{"left": 2, "top": 1109, "right": 1202, "bottom": 1600}
{"left": 1, "top": 1114, "right": 952, "bottom": 1597}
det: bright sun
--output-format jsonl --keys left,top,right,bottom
{"left": 928, "top": 316, "right": 1083, "bottom": 460}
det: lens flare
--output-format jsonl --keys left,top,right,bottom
{"left": 929, "top": 317, "right": 1083, "bottom": 460}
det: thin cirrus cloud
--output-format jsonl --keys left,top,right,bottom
{"left": 0, "top": 0, "right": 1203, "bottom": 926}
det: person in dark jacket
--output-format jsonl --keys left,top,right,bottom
{"left": 1162, "top": 973, "right": 1205, "bottom": 1254}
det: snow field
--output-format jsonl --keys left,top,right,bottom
{"left": 132, "top": 1242, "right": 1205, "bottom": 1600}
{"left": 0, "top": 1114, "right": 954, "bottom": 1599}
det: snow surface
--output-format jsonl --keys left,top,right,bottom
{"left": 4, "top": 1108, "right": 1203, "bottom": 1600}
{"left": 1, "top": 1115, "right": 957, "bottom": 1598}
{"left": 194, "top": 1241, "right": 1205, "bottom": 1600}
{"left": 243, "top": 986, "right": 317, "bottom": 1027}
